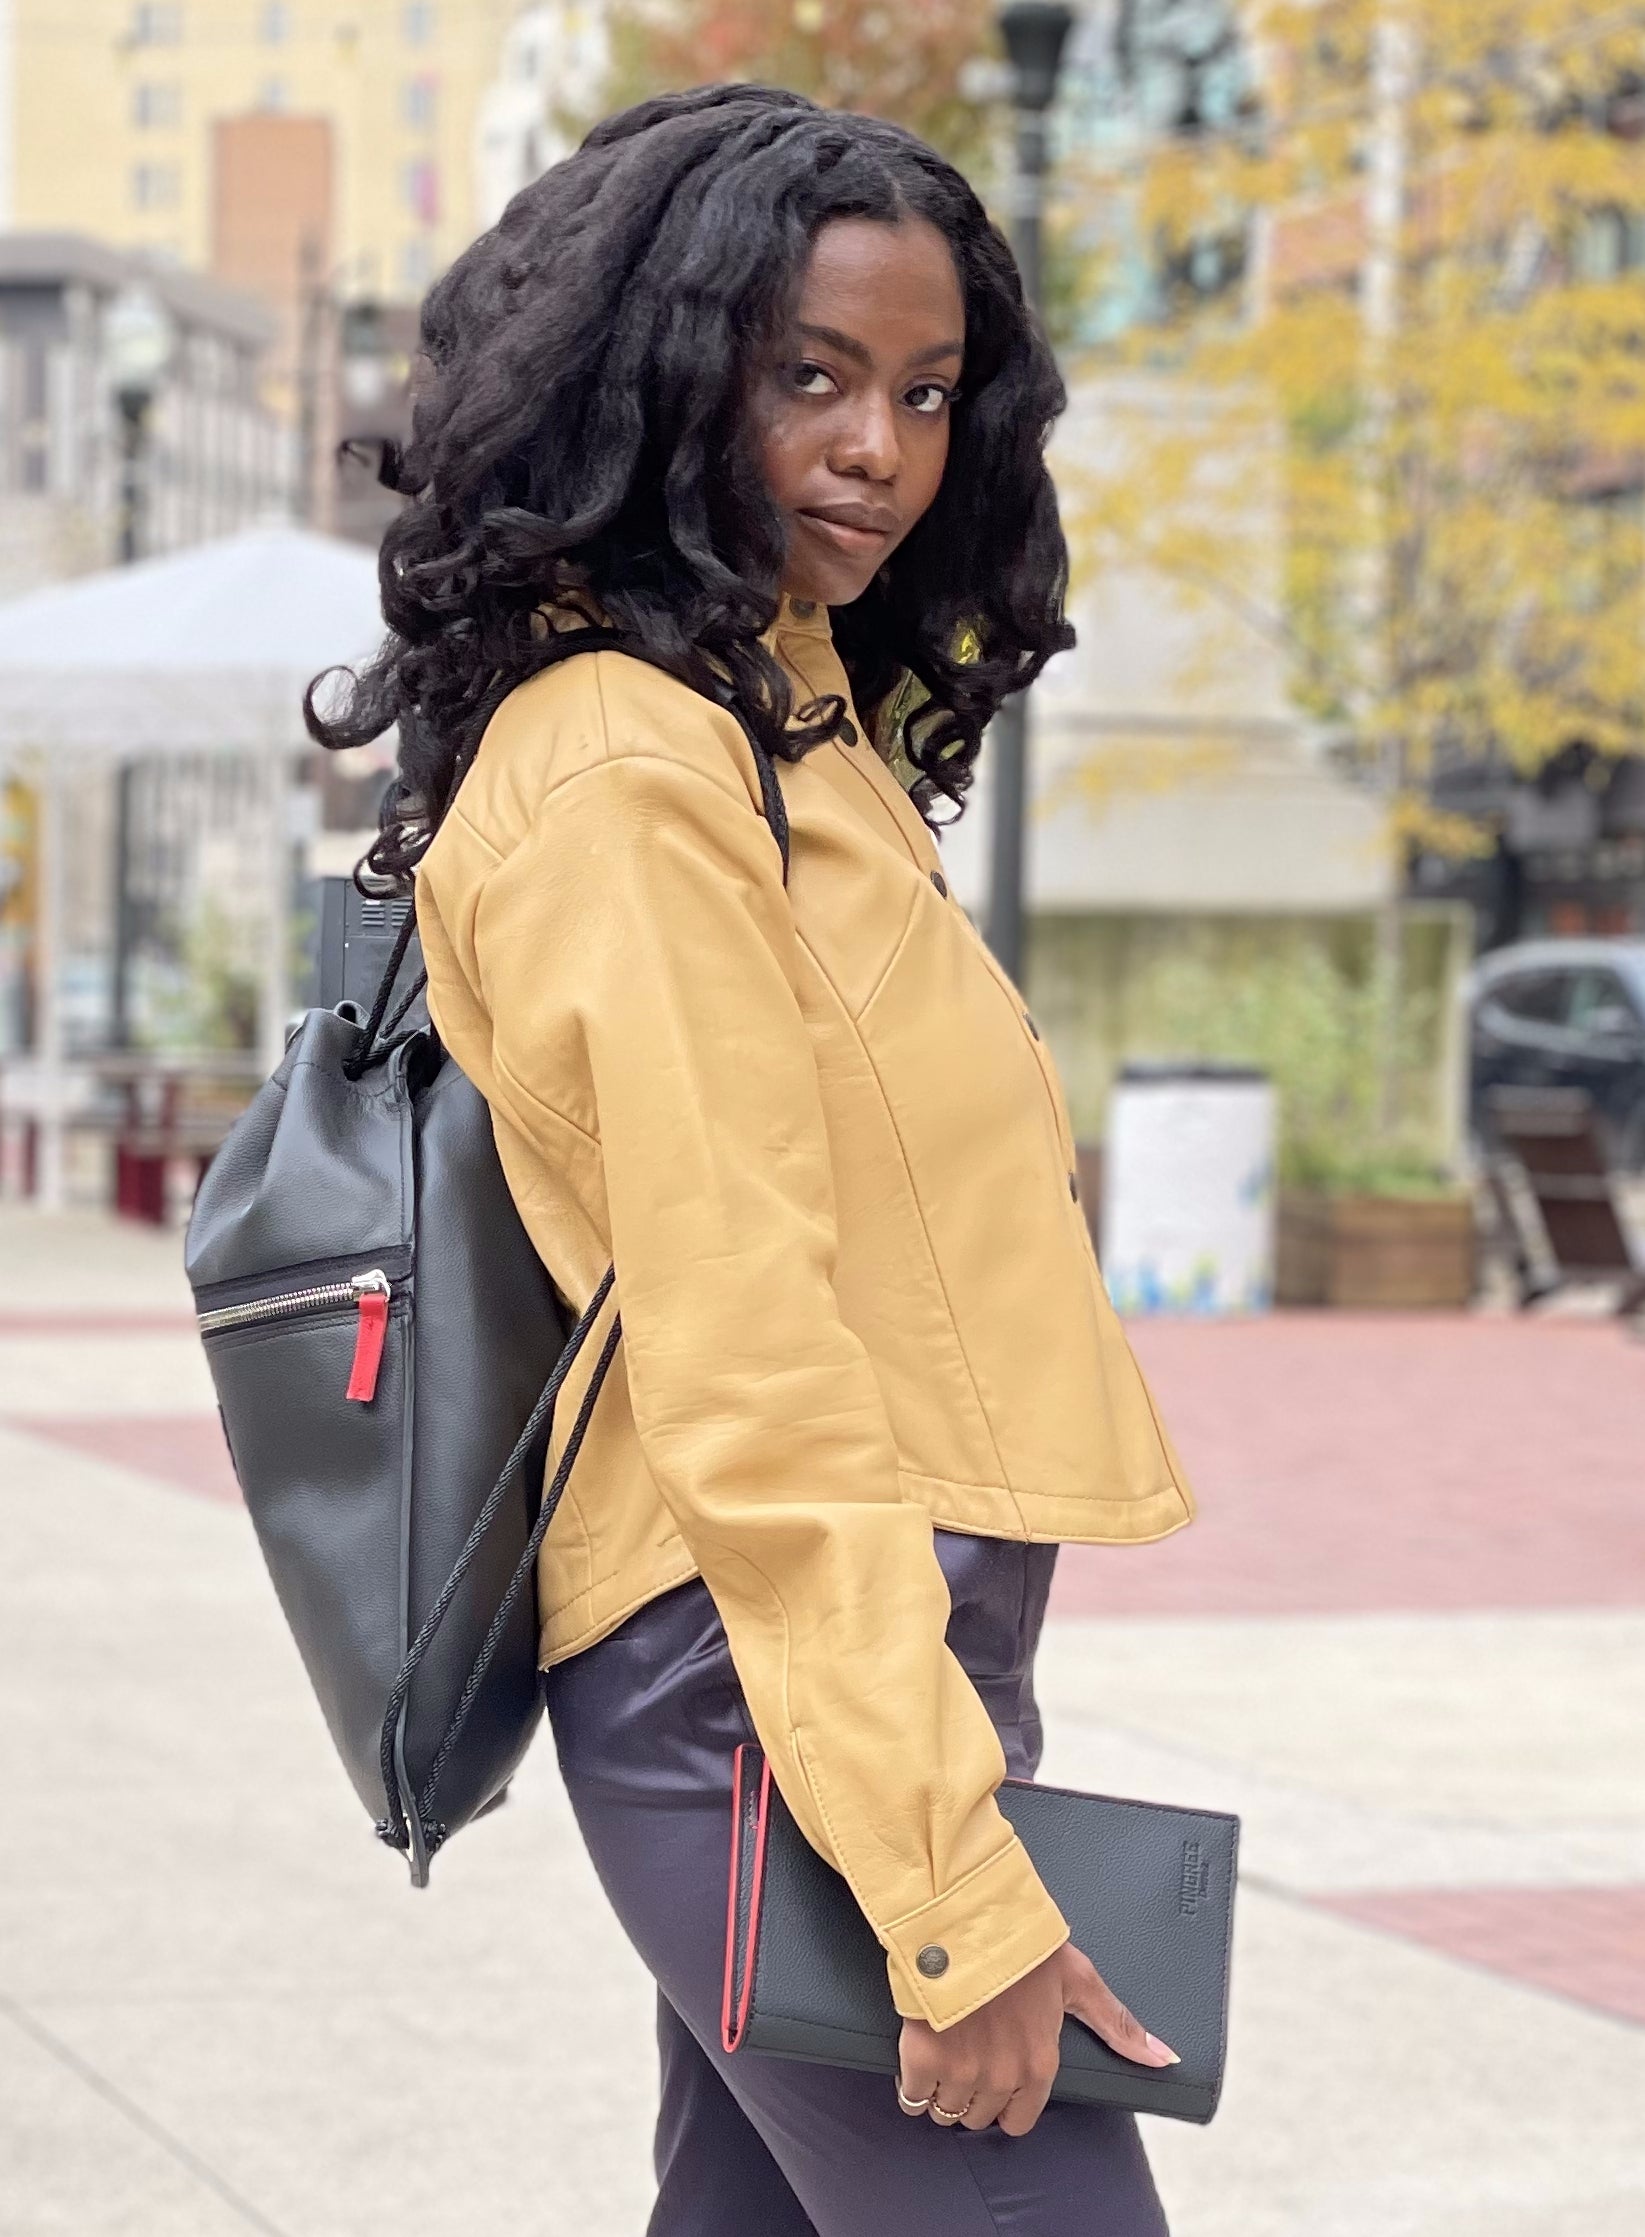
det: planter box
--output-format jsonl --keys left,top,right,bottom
{"left": 1276, "top": 1190, "right": 1476, "bottom": 1310}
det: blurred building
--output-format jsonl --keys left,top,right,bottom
{"left": 209, "top": 109, "right": 335, "bottom": 515}
{"left": 0, "top": 1, "right": 521, "bottom": 307}
{"left": 0, "top": 233, "right": 291, "bottom": 1058}
{"left": 0, "top": 5, "right": 616, "bottom": 541}
{"left": 1416, "top": 748, "right": 1645, "bottom": 952}
{"left": 1057, "top": 0, "right": 1255, "bottom": 341}
{"left": 0, "top": 232, "right": 288, "bottom": 595}
{"left": 476, "top": 0, "right": 609, "bottom": 230}
{"left": 0, "top": 2, "right": 546, "bottom": 532}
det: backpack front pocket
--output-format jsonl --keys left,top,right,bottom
{"left": 197, "top": 1258, "right": 410, "bottom": 1406}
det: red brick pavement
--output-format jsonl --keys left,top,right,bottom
{"left": 1316, "top": 1886, "right": 1645, "bottom": 2027}
{"left": 1054, "top": 1314, "right": 1645, "bottom": 1618}
{"left": 9, "top": 1308, "right": 1642, "bottom": 2028}
{"left": 15, "top": 1415, "right": 241, "bottom": 1505}
{"left": 7, "top": 1309, "right": 1644, "bottom": 1612}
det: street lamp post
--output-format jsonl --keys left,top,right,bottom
{"left": 986, "top": 2, "right": 1074, "bottom": 984}
{"left": 104, "top": 285, "right": 175, "bottom": 1047}
{"left": 106, "top": 284, "right": 174, "bottom": 561}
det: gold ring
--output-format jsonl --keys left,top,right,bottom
{"left": 929, "top": 2096, "right": 970, "bottom": 2126}
{"left": 896, "top": 2084, "right": 932, "bottom": 2115}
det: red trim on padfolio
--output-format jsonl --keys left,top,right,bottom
{"left": 721, "top": 1743, "right": 772, "bottom": 2054}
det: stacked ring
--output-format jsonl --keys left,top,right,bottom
{"left": 929, "top": 2097, "right": 971, "bottom": 2126}
{"left": 895, "top": 2084, "right": 932, "bottom": 2115}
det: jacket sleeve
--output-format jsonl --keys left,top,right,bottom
{"left": 457, "top": 734, "right": 1069, "bottom": 2030}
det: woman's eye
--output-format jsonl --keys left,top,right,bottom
{"left": 906, "top": 383, "right": 955, "bottom": 416}
{"left": 791, "top": 362, "right": 836, "bottom": 398}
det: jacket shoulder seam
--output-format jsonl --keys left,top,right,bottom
{"left": 455, "top": 746, "right": 771, "bottom": 893}
{"left": 459, "top": 653, "right": 754, "bottom": 855}
{"left": 442, "top": 801, "right": 506, "bottom": 860}
{"left": 523, "top": 757, "right": 774, "bottom": 879}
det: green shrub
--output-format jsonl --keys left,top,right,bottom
{"left": 1129, "top": 942, "right": 1453, "bottom": 1195}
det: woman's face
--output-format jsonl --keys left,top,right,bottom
{"left": 753, "top": 215, "right": 965, "bottom": 609}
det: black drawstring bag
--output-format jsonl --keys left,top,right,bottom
{"left": 185, "top": 739, "right": 788, "bottom": 1883}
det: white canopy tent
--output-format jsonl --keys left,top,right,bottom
{"left": 0, "top": 522, "right": 389, "bottom": 1207}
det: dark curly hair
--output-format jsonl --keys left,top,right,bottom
{"left": 309, "top": 83, "right": 1073, "bottom": 884}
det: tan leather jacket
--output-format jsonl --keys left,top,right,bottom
{"left": 416, "top": 597, "right": 1194, "bottom": 2031}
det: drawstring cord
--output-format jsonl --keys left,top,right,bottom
{"left": 375, "top": 1275, "right": 621, "bottom": 1872}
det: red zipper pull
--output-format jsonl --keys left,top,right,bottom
{"left": 346, "top": 1272, "right": 390, "bottom": 1402}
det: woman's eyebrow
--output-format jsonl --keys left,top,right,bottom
{"left": 796, "top": 321, "right": 874, "bottom": 366}
{"left": 794, "top": 322, "right": 964, "bottom": 370}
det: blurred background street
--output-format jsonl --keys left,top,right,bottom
{"left": 2, "top": 2, "right": 1644, "bottom": 2232}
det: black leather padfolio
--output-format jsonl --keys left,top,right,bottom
{"left": 722, "top": 1744, "right": 1238, "bottom": 2124}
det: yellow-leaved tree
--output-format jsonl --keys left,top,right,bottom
{"left": 1067, "top": 0, "right": 1645, "bottom": 847}
{"left": 599, "top": 0, "right": 1001, "bottom": 172}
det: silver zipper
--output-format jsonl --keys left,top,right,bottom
{"left": 198, "top": 1268, "right": 390, "bottom": 1337}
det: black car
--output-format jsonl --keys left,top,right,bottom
{"left": 1468, "top": 939, "right": 1645, "bottom": 1170}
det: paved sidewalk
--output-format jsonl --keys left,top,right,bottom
{"left": 1, "top": 1205, "right": 1641, "bottom": 2236}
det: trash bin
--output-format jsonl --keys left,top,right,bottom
{"left": 1101, "top": 1063, "right": 1276, "bottom": 1314}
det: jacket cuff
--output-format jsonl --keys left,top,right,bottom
{"left": 881, "top": 1834, "right": 1069, "bottom": 2030}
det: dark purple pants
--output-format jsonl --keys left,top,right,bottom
{"left": 542, "top": 1534, "right": 1169, "bottom": 2237}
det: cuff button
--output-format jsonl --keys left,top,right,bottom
{"left": 915, "top": 1944, "right": 950, "bottom": 1979}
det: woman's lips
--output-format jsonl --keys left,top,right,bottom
{"left": 797, "top": 509, "right": 896, "bottom": 555}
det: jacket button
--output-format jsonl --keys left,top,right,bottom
{"left": 916, "top": 1944, "right": 950, "bottom": 1979}
{"left": 838, "top": 719, "right": 858, "bottom": 748}
{"left": 930, "top": 870, "right": 948, "bottom": 898}
{"left": 1024, "top": 1011, "right": 1041, "bottom": 1039}
{"left": 1069, "top": 1172, "right": 1080, "bottom": 1203}
{"left": 790, "top": 598, "right": 817, "bottom": 618}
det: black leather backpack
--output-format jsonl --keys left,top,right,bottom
{"left": 186, "top": 746, "right": 789, "bottom": 1883}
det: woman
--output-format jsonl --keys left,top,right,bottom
{"left": 316, "top": 84, "right": 1194, "bottom": 2237}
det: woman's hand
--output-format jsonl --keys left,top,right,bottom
{"left": 897, "top": 1942, "right": 1178, "bottom": 2138}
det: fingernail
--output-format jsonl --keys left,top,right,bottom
{"left": 1145, "top": 2034, "right": 1181, "bottom": 2066}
